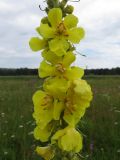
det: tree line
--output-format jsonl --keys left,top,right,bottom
{"left": 0, "top": 68, "right": 37, "bottom": 76}
{"left": 0, "top": 67, "right": 120, "bottom": 76}
{"left": 85, "top": 67, "right": 120, "bottom": 75}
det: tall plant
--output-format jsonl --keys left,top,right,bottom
{"left": 29, "top": 0, "right": 93, "bottom": 159}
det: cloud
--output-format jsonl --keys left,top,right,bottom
{"left": 0, "top": 0, "right": 120, "bottom": 68}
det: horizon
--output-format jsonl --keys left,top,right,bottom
{"left": 0, "top": 67, "right": 120, "bottom": 70}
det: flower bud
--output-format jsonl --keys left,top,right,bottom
{"left": 64, "top": 5, "right": 74, "bottom": 14}
{"left": 45, "top": 7, "right": 49, "bottom": 14}
{"left": 41, "top": 17, "right": 49, "bottom": 24}
{"left": 60, "top": 0, "right": 68, "bottom": 8}
{"left": 62, "top": 12, "right": 67, "bottom": 17}
{"left": 47, "top": 0, "right": 54, "bottom": 8}
{"left": 69, "top": 44, "right": 76, "bottom": 51}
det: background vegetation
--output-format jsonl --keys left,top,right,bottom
{"left": 0, "top": 67, "right": 120, "bottom": 76}
{"left": 0, "top": 76, "right": 120, "bottom": 160}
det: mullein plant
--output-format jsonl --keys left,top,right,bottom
{"left": 29, "top": 0, "right": 93, "bottom": 159}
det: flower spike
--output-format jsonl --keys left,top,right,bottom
{"left": 29, "top": 0, "right": 93, "bottom": 159}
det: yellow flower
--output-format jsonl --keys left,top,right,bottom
{"left": 42, "top": 49, "right": 63, "bottom": 65}
{"left": 42, "top": 49, "right": 75, "bottom": 65}
{"left": 43, "top": 77, "right": 70, "bottom": 100}
{"left": 33, "top": 90, "right": 65, "bottom": 129}
{"left": 63, "top": 79, "right": 93, "bottom": 126}
{"left": 36, "top": 146, "right": 54, "bottom": 160}
{"left": 39, "top": 51, "right": 84, "bottom": 80}
{"left": 37, "top": 8, "right": 85, "bottom": 55}
{"left": 52, "top": 126, "right": 83, "bottom": 153}
{"left": 73, "top": 79, "right": 93, "bottom": 106}
{"left": 33, "top": 90, "right": 54, "bottom": 129}
{"left": 34, "top": 124, "right": 53, "bottom": 142}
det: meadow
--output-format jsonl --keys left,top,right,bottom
{"left": 0, "top": 76, "right": 120, "bottom": 160}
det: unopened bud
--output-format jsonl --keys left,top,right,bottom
{"left": 45, "top": 7, "right": 49, "bottom": 14}
{"left": 69, "top": 44, "right": 76, "bottom": 51}
{"left": 60, "top": 0, "right": 68, "bottom": 8}
{"left": 41, "top": 17, "right": 49, "bottom": 24}
{"left": 62, "top": 11, "right": 67, "bottom": 17}
{"left": 64, "top": 5, "right": 74, "bottom": 14}
{"left": 47, "top": 0, "right": 54, "bottom": 8}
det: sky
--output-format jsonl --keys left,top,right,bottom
{"left": 0, "top": 0, "right": 120, "bottom": 69}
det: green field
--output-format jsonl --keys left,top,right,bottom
{"left": 0, "top": 76, "right": 120, "bottom": 160}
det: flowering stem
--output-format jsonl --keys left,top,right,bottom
{"left": 53, "top": 0, "right": 59, "bottom": 7}
{"left": 29, "top": 0, "right": 93, "bottom": 160}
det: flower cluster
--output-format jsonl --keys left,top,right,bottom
{"left": 29, "top": 1, "right": 92, "bottom": 159}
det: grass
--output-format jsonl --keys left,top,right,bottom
{"left": 0, "top": 76, "right": 120, "bottom": 160}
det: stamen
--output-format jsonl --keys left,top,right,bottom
{"left": 41, "top": 95, "right": 53, "bottom": 106}
{"left": 56, "top": 63, "right": 66, "bottom": 73}
{"left": 56, "top": 22, "right": 68, "bottom": 36}
{"left": 65, "top": 98, "right": 76, "bottom": 115}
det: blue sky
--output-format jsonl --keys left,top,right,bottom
{"left": 0, "top": 0, "right": 120, "bottom": 69}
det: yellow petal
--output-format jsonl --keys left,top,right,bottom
{"left": 32, "top": 90, "right": 46, "bottom": 108}
{"left": 38, "top": 61, "right": 55, "bottom": 78}
{"left": 53, "top": 100, "right": 64, "bottom": 120}
{"left": 65, "top": 67, "right": 84, "bottom": 80}
{"left": 52, "top": 128, "right": 66, "bottom": 143}
{"left": 68, "top": 27, "right": 85, "bottom": 43}
{"left": 64, "top": 14, "right": 78, "bottom": 29}
{"left": 54, "top": 48, "right": 66, "bottom": 56}
{"left": 36, "top": 146, "right": 54, "bottom": 160}
{"left": 48, "top": 8, "right": 62, "bottom": 27}
{"left": 60, "top": 127, "right": 83, "bottom": 152}
{"left": 52, "top": 127, "right": 83, "bottom": 153}
{"left": 29, "top": 37, "right": 47, "bottom": 51}
{"left": 43, "top": 77, "right": 70, "bottom": 100}
{"left": 73, "top": 79, "right": 93, "bottom": 107}
{"left": 38, "top": 23, "right": 55, "bottom": 39}
{"left": 34, "top": 125, "right": 52, "bottom": 142}
{"left": 33, "top": 106, "right": 53, "bottom": 129}
{"left": 32, "top": 90, "right": 54, "bottom": 129}
{"left": 49, "top": 38, "right": 69, "bottom": 56}
{"left": 42, "top": 49, "right": 62, "bottom": 64}
{"left": 63, "top": 106, "right": 85, "bottom": 126}
{"left": 63, "top": 51, "right": 76, "bottom": 67}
